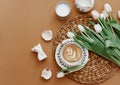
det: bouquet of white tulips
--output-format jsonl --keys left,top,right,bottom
{"left": 68, "top": 3, "right": 120, "bottom": 67}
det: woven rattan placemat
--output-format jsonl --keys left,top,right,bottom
{"left": 53, "top": 13, "right": 119, "bottom": 85}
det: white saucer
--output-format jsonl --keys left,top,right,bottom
{"left": 55, "top": 39, "right": 89, "bottom": 72}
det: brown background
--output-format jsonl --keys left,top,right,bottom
{"left": 0, "top": 0, "right": 120, "bottom": 85}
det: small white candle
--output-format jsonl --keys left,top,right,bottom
{"left": 75, "top": 0, "right": 94, "bottom": 12}
{"left": 55, "top": 1, "right": 71, "bottom": 19}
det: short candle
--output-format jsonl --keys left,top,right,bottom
{"left": 55, "top": 1, "right": 71, "bottom": 18}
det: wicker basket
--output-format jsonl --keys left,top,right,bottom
{"left": 53, "top": 13, "right": 119, "bottom": 85}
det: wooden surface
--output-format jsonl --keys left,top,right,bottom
{"left": 0, "top": 0, "right": 120, "bottom": 85}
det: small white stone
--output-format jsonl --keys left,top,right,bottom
{"left": 41, "top": 30, "right": 53, "bottom": 41}
{"left": 57, "top": 71, "right": 65, "bottom": 78}
{"left": 41, "top": 68, "right": 52, "bottom": 80}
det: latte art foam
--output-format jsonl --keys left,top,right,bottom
{"left": 63, "top": 43, "right": 82, "bottom": 62}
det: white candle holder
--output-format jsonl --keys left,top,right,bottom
{"left": 55, "top": 1, "right": 71, "bottom": 20}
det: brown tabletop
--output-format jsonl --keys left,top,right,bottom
{"left": 0, "top": 0, "right": 120, "bottom": 85}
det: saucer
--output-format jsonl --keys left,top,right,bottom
{"left": 55, "top": 39, "right": 89, "bottom": 71}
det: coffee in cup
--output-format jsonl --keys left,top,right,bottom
{"left": 62, "top": 43, "right": 82, "bottom": 65}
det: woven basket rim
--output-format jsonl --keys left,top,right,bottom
{"left": 53, "top": 13, "right": 119, "bottom": 85}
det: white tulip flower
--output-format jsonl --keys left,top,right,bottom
{"left": 100, "top": 13, "right": 106, "bottom": 19}
{"left": 94, "top": 24, "right": 102, "bottom": 33}
{"left": 118, "top": 10, "right": 120, "bottom": 19}
{"left": 102, "top": 11, "right": 109, "bottom": 18}
{"left": 104, "top": 3, "right": 112, "bottom": 13}
{"left": 91, "top": 10, "right": 100, "bottom": 20}
{"left": 67, "top": 32, "right": 75, "bottom": 38}
{"left": 78, "top": 24, "right": 86, "bottom": 32}
{"left": 57, "top": 71, "right": 65, "bottom": 78}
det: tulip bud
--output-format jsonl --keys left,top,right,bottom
{"left": 100, "top": 13, "right": 106, "bottom": 19}
{"left": 67, "top": 32, "right": 75, "bottom": 38}
{"left": 118, "top": 10, "right": 120, "bottom": 19}
{"left": 91, "top": 10, "right": 100, "bottom": 20}
{"left": 104, "top": 3, "right": 112, "bottom": 13}
{"left": 94, "top": 24, "right": 102, "bottom": 33}
{"left": 57, "top": 71, "right": 65, "bottom": 78}
{"left": 102, "top": 11, "right": 109, "bottom": 18}
{"left": 78, "top": 24, "right": 86, "bottom": 32}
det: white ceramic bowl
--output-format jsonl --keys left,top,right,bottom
{"left": 41, "top": 68, "right": 52, "bottom": 80}
{"left": 41, "top": 30, "right": 53, "bottom": 41}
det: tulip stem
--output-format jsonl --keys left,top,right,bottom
{"left": 110, "top": 13, "right": 113, "bottom": 20}
{"left": 85, "top": 33, "right": 94, "bottom": 42}
{"left": 109, "top": 13, "right": 116, "bottom": 38}
{"left": 100, "top": 32, "right": 105, "bottom": 40}
{"left": 89, "top": 20, "right": 95, "bottom": 26}
{"left": 111, "top": 26, "right": 116, "bottom": 38}
{"left": 98, "top": 18, "right": 105, "bottom": 29}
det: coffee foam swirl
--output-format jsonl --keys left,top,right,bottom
{"left": 63, "top": 43, "right": 82, "bottom": 62}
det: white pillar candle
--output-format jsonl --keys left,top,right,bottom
{"left": 55, "top": 1, "right": 71, "bottom": 19}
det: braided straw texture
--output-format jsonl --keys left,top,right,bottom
{"left": 53, "top": 13, "right": 119, "bottom": 85}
